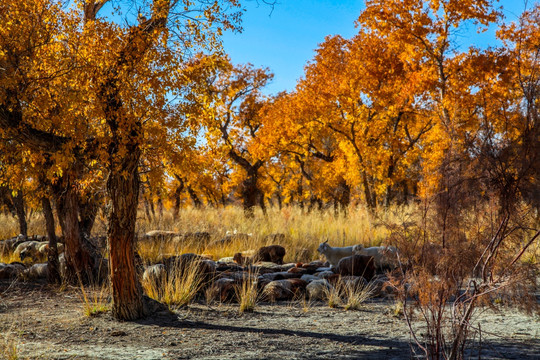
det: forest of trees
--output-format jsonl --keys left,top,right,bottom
{"left": 0, "top": 0, "right": 538, "bottom": 320}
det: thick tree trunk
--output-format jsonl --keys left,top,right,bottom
{"left": 241, "top": 175, "right": 259, "bottom": 217}
{"left": 56, "top": 186, "right": 98, "bottom": 284}
{"left": 42, "top": 196, "right": 61, "bottom": 284}
{"left": 53, "top": 174, "right": 100, "bottom": 284}
{"left": 108, "top": 153, "right": 145, "bottom": 320}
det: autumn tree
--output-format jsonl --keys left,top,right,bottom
{"left": 198, "top": 58, "right": 273, "bottom": 216}
{"left": 0, "top": 0, "right": 104, "bottom": 283}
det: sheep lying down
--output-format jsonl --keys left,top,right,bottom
{"left": 317, "top": 240, "right": 398, "bottom": 270}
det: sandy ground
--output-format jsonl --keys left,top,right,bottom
{"left": 1, "top": 280, "right": 539, "bottom": 360}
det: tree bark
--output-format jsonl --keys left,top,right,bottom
{"left": 173, "top": 181, "right": 184, "bottom": 220}
{"left": 79, "top": 195, "right": 100, "bottom": 239}
{"left": 55, "top": 183, "right": 98, "bottom": 284}
{"left": 11, "top": 190, "right": 28, "bottom": 238}
{"left": 42, "top": 196, "right": 61, "bottom": 284}
{"left": 107, "top": 152, "right": 145, "bottom": 320}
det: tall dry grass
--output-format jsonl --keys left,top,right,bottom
{"left": 141, "top": 258, "right": 209, "bottom": 308}
{"left": 0, "top": 213, "right": 49, "bottom": 240}
{"left": 135, "top": 205, "right": 398, "bottom": 263}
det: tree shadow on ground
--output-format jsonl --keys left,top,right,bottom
{"left": 136, "top": 311, "right": 540, "bottom": 360}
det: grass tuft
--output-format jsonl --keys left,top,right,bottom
{"left": 142, "top": 258, "right": 209, "bottom": 308}
{"left": 0, "top": 331, "right": 19, "bottom": 360}
{"left": 342, "top": 281, "right": 375, "bottom": 311}
{"left": 78, "top": 277, "right": 110, "bottom": 317}
{"left": 235, "top": 272, "right": 259, "bottom": 314}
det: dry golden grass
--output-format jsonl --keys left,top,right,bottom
{"left": 0, "top": 213, "right": 50, "bottom": 240}
{"left": 78, "top": 280, "right": 110, "bottom": 317}
{"left": 134, "top": 205, "right": 395, "bottom": 264}
{"left": 0, "top": 251, "right": 19, "bottom": 265}
{"left": 141, "top": 259, "right": 208, "bottom": 308}
{"left": 235, "top": 271, "right": 259, "bottom": 314}
{"left": 0, "top": 331, "right": 19, "bottom": 360}
{"left": 342, "top": 281, "right": 376, "bottom": 310}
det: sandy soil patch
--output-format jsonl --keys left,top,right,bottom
{"left": 1, "top": 280, "right": 538, "bottom": 359}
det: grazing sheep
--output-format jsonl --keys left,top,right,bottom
{"left": 317, "top": 240, "right": 355, "bottom": 267}
{"left": 336, "top": 255, "right": 376, "bottom": 281}
{"left": 352, "top": 245, "right": 398, "bottom": 270}
{"left": 37, "top": 242, "right": 65, "bottom": 257}
{"left": 263, "top": 278, "right": 307, "bottom": 302}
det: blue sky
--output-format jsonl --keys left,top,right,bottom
{"left": 222, "top": 0, "right": 534, "bottom": 95}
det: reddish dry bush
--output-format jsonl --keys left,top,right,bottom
{"left": 387, "top": 199, "right": 539, "bottom": 360}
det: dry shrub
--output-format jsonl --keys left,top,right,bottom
{"left": 321, "top": 278, "right": 375, "bottom": 310}
{"left": 387, "top": 198, "right": 539, "bottom": 360}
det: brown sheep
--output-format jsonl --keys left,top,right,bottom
{"left": 336, "top": 255, "right": 376, "bottom": 281}
{"left": 252, "top": 245, "right": 286, "bottom": 264}
{"left": 233, "top": 245, "right": 286, "bottom": 266}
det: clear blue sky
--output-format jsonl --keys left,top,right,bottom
{"left": 222, "top": 0, "right": 534, "bottom": 95}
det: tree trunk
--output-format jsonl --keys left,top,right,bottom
{"left": 55, "top": 183, "right": 98, "bottom": 284}
{"left": 187, "top": 185, "right": 202, "bottom": 208}
{"left": 11, "top": 190, "right": 27, "bottom": 238}
{"left": 42, "top": 196, "right": 61, "bottom": 284}
{"left": 362, "top": 172, "right": 376, "bottom": 211}
{"left": 241, "top": 175, "right": 259, "bottom": 217}
{"left": 173, "top": 182, "right": 184, "bottom": 220}
{"left": 79, "top": 195, "right": 100, "bottom": 239}
{"left": 108, "top": 149, "right": 145, "bottom": 320}
{"left": 276, "top": 192, "right": 283, "bottom": 210}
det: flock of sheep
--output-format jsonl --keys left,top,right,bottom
{"left": 0, "top": 235, "right": 66, "bottom": 279}
{"left": 141, "top": 234, "right": 399, "bottom": 303}
{"left": 1, "top": 231, "right": 399, "bottom": 303}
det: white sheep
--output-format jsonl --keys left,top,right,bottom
{"left": 352, "top": 244, "right": 398, "bottom": 270}
{"left": 15, "top": 241, "right": 48, "bottom": 261}
{"left": 142, "top": 264, "right": 167, "bottom": 290}
{"left": 317, "top": 240, "right": 355, "bottom": 267}
{"left": 37, "top": 242, "right": 65, "bottom": 256}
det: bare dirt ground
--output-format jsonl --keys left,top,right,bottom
{"left": 1, "top": 279, "right": 539, "bottom": 360}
